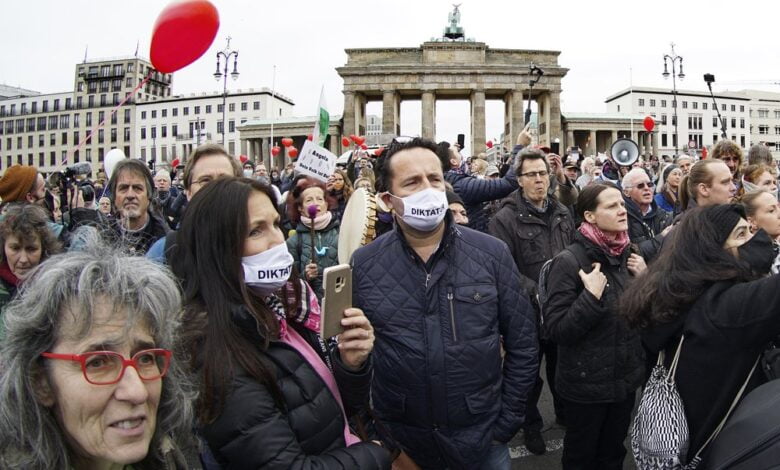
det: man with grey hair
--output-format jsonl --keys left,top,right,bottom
{"left": 675, "top": 154, "right": 693, "bottom": 176}
{"left": 622, "top": 168, "right": 672, "bottom": 261}
{"left": 108, "top": 159, "right": 169, "bottom": 255}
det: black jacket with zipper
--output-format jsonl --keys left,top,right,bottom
{"left": 199, "top": 304, "right": 391, "bottom": 469}
{"left": 542, "top": 232, "right": 645, "bottom": 403}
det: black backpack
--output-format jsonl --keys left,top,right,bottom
{"left": 705, "top": 378, "right": 780, "bottom": 470}
{"left": 537, "top": 242, "right": 591, "bottom": 330}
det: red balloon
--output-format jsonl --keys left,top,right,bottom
{"left": 171, "top": 158, "right": 180, "bottom": 168}
{"left": 342, "top": 137, "right": 351, "bottom": 147}
{"left": 374, "top": 147, "right": 384, "bottom": 157}
{"left": 271, "top": 146, "right": 281, "bottom": 157}
{"left": 239, "top": 154, "right": 248, "bottom": 164}
{"left": 288, "top": 147, "right": 299, "bottom": 158}
{"left": 150, "top": 0, "right": 220, "bottom": 74}
{"left": 307, "top": 134, "right": 313, "bottom": 141}
{"left": 360, "top": 143, "right": 368, "bottom": 150}
{"left": 643, "top": 116, "right": 655, "bottom": 132}
{"left": 349, "top": 134, "right": 357, "bottom": 142}
{"left": 486, "top": 141, "right": 494, "bottom": 149}
{"left": 354, "top": 136, "right": 366, "bottom": 146}
{"left": 702, "top": 147, "right": 708, "bottom": 159}
{"left": 281, "top": 137, "right": 294, "bottom": 148}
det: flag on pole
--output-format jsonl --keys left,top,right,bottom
{"left": 312, "top": 86, "right": 329, "bottom": 146}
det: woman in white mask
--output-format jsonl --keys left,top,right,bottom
{"left": 171, "top": 177, "right": 390, "bottom": 469}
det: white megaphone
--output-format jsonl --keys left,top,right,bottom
{"left": 610, "top": 138, "right": 640, "bottom": 167}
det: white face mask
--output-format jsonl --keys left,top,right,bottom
{"left": 243, "top": 169, "right": 254, "bottom": 178}
{"left": 242, "top": 242, "right": 294, "bottom": 295}
{"left": 390, "top": 188, "right": 448, "bottom": 232}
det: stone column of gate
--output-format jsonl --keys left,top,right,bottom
{"left": 421, "top": 91, "right": 436, "bottom": 140}
{"left": 342, "top": 91, "right": 356, "bottom": 138}
{"left": 471, "top": 90, "right": 486, "bottom": 157}
{"left": 652, "top": 131, "right": 659, "bottom": 157}
{"left": 240, "top": 138, "right": 248, "bottom": 160}
{"left": 382, "top": 90, "right": 400, "bottom": 136}
{"left": 548, "top": 90, "right": 563, "bottom": 146}
{"left": 611, "top": 130, "right": 618, "bottom": 149}
{"left": 328, "top": 133, "right": 340, "bottom": 155}
{"left": 589, "top": 130, "right": 597, "bottom": 156}
{"left": 510, "top": 90, "right": 525, "bottom": 150}
{"left": 567, "top": 129, "right": 575, "bottom": 153}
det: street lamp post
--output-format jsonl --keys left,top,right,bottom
{"left": 213, "top": 36, "right": 239, "bottom": 146}
{"left": 662, "top": 43, "right": 685, "bottom": 155}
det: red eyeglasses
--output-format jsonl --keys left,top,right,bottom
{"left": 41, "top": 349, "right": 172, "bottom": 385}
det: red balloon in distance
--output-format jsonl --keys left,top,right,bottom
{"left": 171, "top": 158, "right": 180, "bottom": 168}
{"left": 271, "top": 146, "right": 281, "bottom": 157}
{"left": 374, "top": 147, "right": 384, "bottom": 157}
{"left": 307, "top": 134, "right": 313, "bottom": 141}
{"left": 288, "top": 147, "right": 299, "bottom": 158}
{"left": 643, "top": 116, "right": 655, "bottom": 132}
{"left": 360, "top": 143, "right": 368, "bottom": 150}
{"left": 150, "top": 0, "right": 220, "bottom": 73}
{"left": 486, "top": 141, "right": 494, "bottom": 148}
{"left": 342, "top": 137, "right": 351, "bottom": 147}
{"left": 354, "top": 136, "right": 366, "bottom": 146}
{"left": 239, "top": 154, "right": 248, "bottom": 164}
{"left": 349, "top": 134, "right": 357, "bottom": 142}
{"left": 702, "top": 147, "right": 708, "bottom": 159}
{"left": 281, "top": 137, "right": 294, "bottom": 148}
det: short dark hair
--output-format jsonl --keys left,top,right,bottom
{"left": 576, "top": 182, "right": 620, "bottom": 220}
{"left": 107, "top": 158, "right": 154, "bottom": 203}
{"left": 515, "top": 148, "right": 550, "bottom": 175}
{"left": 375, "top": 137, "right": 440, "bottom": 193}
{"left": 182, "top": 143, "right": 242, "bottom": 190}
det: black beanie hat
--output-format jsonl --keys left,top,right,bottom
{"left": 704, "top": 203, "right": 746, "bottom": 245}
{"left": 446, "top": 190, "right": 464, "bottom": 207}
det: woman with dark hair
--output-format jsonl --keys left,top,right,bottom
{"left": 0, "top": 204, "right": 62, "bottom": 312}
{"left": 621, "top": 204, "right": 780, "bottom": 466}
{"left": 327, "top": 168, "right": 354, "bottom": 221}
{"left": 543, "top": 182, "right": 647, "bottom": 470}
{"left": 286, "top": 177, "right": 340, "bottom": 300}
{"left": 171, "top": 177, "right": 389, "bottom": 469}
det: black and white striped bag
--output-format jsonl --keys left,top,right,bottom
{"left": 632, "top": 336, "right": 759, "bottom": 470}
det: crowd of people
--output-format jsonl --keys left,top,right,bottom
{"left": 0, "top": 129, "right": 779, "bottom": 470}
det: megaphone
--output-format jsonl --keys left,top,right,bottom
{"left": 610, "top": 138, "right": 640, "bottom": 167}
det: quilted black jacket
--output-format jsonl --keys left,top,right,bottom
{"left": 542, "top": 232, "right": 644, "bottom": 403}
{"left": 351, "top": 216, "right": 538, "bottom": 470}
{"left": 444, "top": 166, "right": 518, "bottom": 232}
{"left": 199, "top": 305, "right": 391, "bottom": 469}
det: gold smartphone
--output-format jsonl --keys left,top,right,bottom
{"left": 320, "top": 264, "right": 352, "bottom": 339}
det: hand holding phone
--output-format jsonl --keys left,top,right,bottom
{"left": 338, "top": 308, "right": 375, "bottom": 371}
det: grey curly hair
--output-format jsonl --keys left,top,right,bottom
{"left": 0, "top": 243, "right": 195, "bottom": 469}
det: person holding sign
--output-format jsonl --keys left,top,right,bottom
{"left": 171, "top": 177, "right": 389, "bottom": 469}
{"left": 285, "top": 177, "right": 341, "bottom": 301}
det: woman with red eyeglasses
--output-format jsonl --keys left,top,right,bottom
{"left": 0, "top": 244, "right": 196, "bottom": 469}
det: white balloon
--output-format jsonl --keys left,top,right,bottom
{"left": 104, "top": 149, "right": 126, "bottom": 180}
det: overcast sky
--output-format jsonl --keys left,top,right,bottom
{"left": 4, "top": 0, "right": 779, "bottom": 156}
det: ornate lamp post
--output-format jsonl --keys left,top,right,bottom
{"left": 662, "top": 43, "right": 685, "bottom": 154}
{"left": 213, "top": 36, "right": 239, "bottom": 145}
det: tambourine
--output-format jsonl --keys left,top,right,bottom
{"left": 338, "top": 187, "right": 377, "bottom": 264}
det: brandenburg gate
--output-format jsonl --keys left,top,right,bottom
{"left": 337, "top": 40, "right": 568, "bottom": 151}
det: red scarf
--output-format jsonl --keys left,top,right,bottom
{"left": 0, "top": 260, "right": 19, "bottom": 287}
{"left": 578, "top": 222, "right": 630, "bottom": 257}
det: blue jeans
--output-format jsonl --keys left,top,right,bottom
{"left": 479, "top": 442, "right": 511, "bottom": 470}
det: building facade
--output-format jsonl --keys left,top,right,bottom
{"left": 0, "top": 56, "right": 172, "bottom": 175}
{"left": 606, "top": 86, "right": 751, "bottom": 157}
{"left": 135, "top": 88, "right": 294, "bottom": 165}
{"left": 736, "top": 89, "right": 780, "bottom": 160}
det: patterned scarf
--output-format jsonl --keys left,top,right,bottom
{"left": 578, "top": 221, "right": 630, "bottom": 257}
{"left": 264, "top": 279, "right": 332, "bottom": 371}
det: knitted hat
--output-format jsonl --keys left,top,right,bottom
{"left": 446, "top": 190, "right": 464, "bottom": 207}
{"left": 0, "top": 165, "right": 38, "bottom": 203}
{"left": 704, "top": 204, "right": 745, "bottom": 245}
{"left": 662, "top": 164, "right": 679, "bottom": 183}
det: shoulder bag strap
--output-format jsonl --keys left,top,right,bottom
{"left": 689, "top": 355, "right": 760, "bottom": 463}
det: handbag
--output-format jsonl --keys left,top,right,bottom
{"left": 631, "top": 336, "right": 759, "bottom": 470}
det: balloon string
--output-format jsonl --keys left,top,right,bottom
{"left": 61, "top": 70, "right": 154, "bottom": 167}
